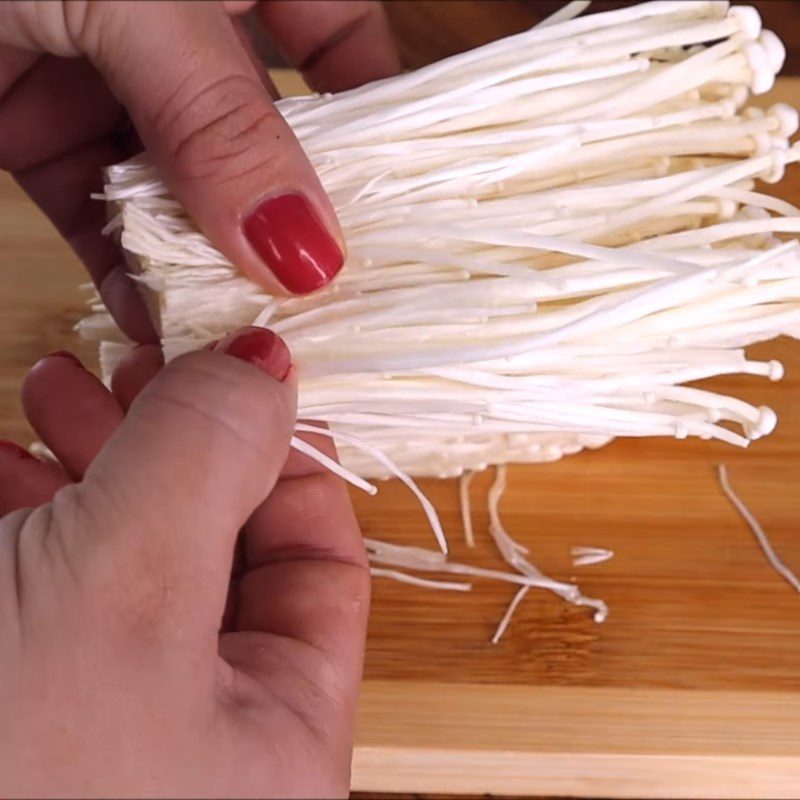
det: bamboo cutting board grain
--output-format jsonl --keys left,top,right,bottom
{"left": 1, "top": 75, "right": 800, "bottom": 800}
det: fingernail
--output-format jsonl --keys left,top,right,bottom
{"left": 0, "top": 440, "right": 37, "bottom": 461}
{"left": 215, "top": 326, "right": 292, "bottom": 381}
{"left": 133, "top": 342, "right": 165, "bottom": 363}
{"left": 243, "top": 193, "right": 343, "bottom": 295}
{"left": 46, "top": 350, "right": 84, "bottom": 368}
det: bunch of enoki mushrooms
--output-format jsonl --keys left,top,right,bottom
{"left": 76, "top": 1, "right": 800, "bottom": 639}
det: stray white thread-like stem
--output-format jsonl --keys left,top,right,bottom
{"left": 571, "top": 545, "right": 615, "bottom": 566}
{"left": 28, "top": 441, "right": 57, "bottom": 462}
{"left": 487, "top": 465, "right": 530, "bottom": 557}
{"left": 370, "top": 567, "right": 472, "bottom": 592}
{"left": 295, "top": 422, "right": 449, "bottom": 554}
{"left": 486, "top": 464, "right": 609, "bottom": 620}
{"left": 717, "top": 464, "right": 800, "bottom": 594}
{"left": 573, "top": 553, "right": 614, "bottom": 567}
{"left": 459, "top": 470, "right": 476, "bottom": 547}
{"left": 491, "top": 586, "right": 531, "bottom": 644}
{"left": 535, "top": 0, "right": 590, "bottom": 28}
{"left": 289, "top": 435, "right": 377, "bottom": 495}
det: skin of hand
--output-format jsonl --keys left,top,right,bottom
{"left": 0, "top": 0, "right": 400, "bottom": 340}
{"left": 0, "top": 328, "right": 370, "bottom": 798}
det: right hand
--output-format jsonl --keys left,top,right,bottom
{"left": 0, "top": 1, "right": 400, "bottom": 340}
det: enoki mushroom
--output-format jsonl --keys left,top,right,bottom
{"left": 717, "top": 464, "right": 800, "bottom": 593}
{"left": 78, "top": 1, "right": 800, "bottom": 635}
{"left": 572, "top": 546, "right": 616, "bottom": 567}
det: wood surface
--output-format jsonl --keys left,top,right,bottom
{"left": 1, "top": 67, "right": 800, "bottom": 799}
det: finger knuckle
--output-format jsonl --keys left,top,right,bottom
{"left": 150, "top": 351, "right": 296, "bottom": 458}
{"left": 285, "top": 474, "right": 350, "bottom": 530}
{"left": 156, "top": 73, "right": 285, "bottom": 183}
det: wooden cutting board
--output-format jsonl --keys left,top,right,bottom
{"left": 1, "top": 75, "right": 800, "bottom": 800}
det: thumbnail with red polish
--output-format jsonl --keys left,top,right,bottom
{"left": 243, "top": 193, "right": 343, "bottom": 295}
{"left": 216, "top": 327, "right": 292, "bottom": 382}
{"left": 0, "top": 440, "right": 37, "bottom": 461}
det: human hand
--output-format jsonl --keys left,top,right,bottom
{"left": 0, "top": 1, "right": 399, "bottom": 340}
{"left": 0, "top": 328, "right": 369, "bottom": 798}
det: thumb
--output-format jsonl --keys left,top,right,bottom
{"left": 76, "top": 327, "right": 296, "bottom": 630}
{"left": 86, "top": 1, "right": 344, "bottom": 295}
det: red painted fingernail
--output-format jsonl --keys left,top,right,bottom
{"left": 0, "top": 440, "right": 37, "bottom": 461}
{"left": 215, "top": 327, "right": 292, "bottom": 382}
{"left": 46, "top": 350, "right": 83, "bottom": 368}
{"left": 243, "top": 193, "right": 343, "bottom": 295}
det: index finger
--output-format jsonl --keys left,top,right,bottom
{"left": 257, "top": 0, "right": 401, "bottom": 92}
{"left": 85, "top": 1, "right": 345, "bottom": 295}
